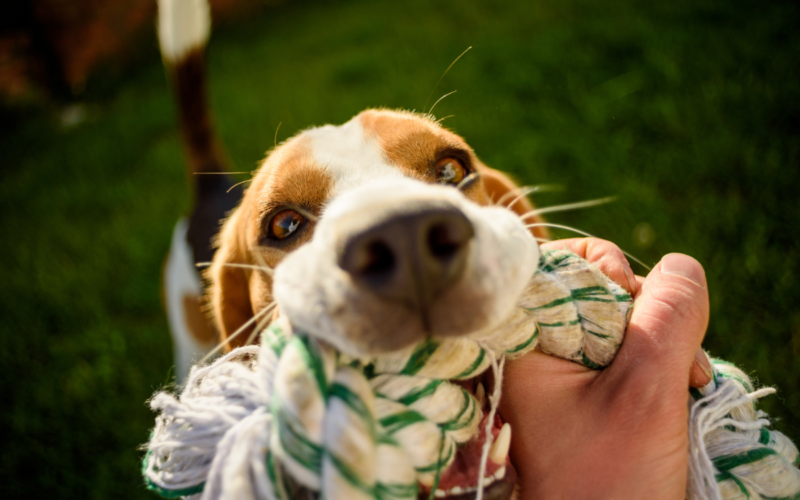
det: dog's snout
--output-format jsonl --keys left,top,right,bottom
{"left": 338, "top": 205, "right": 474, "bottom": 323}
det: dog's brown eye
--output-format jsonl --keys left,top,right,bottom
{"left": 436, "top": 157, "right": 466, "bottom": 185}
{"left": 270, "top": 210, "right": 305, "bottom": 240}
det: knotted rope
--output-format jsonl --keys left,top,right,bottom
{"left": 688, "top": 361, "right": 800, "bottom": 499}
{"left": 142, "top": 250, "right": 799, "bottom": 500}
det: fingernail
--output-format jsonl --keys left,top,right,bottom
{"left": 694, "top": 348, "right": 713, "bottom": 381}
{"left": 623, "top": 260, "right": 637, "bottom": 293}
{"left": 660, "top": 253, "right": 706, "bottom": 288}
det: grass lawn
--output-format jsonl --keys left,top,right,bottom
{"left": 1, "top": 0, "right": 799, "bottom": 497}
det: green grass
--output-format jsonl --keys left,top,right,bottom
{"left": 2, "top": 0, "right": 799, "bottom": 497}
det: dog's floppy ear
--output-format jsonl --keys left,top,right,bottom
{"left": 208, "top": 209, "right": 256, "bottom": 349}
{"left": 477, "top": 164, "right": 550, "bottom": 240}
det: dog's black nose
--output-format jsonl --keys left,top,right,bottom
{"left": 338, "top": 203, "right": 474, "bottom": 327}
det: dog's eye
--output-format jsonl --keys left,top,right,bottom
{"left": 270, "top": 209, "right": 305, "bottom": 240}
{"left": 436, "top": 157, "right": 466, "bottom": 185}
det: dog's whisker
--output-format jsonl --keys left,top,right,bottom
{"left": 527, "top": 222, "right": 651, "bottom": 271}
{"left": 193, "top": 171, "right": 252, "bottom": 175}
{"left": 434, "top": 114, "right": 454, "bottom": 125}
{"left": 520, "top": 196, "right": 616, "bottom": 219}
{"left": 423, "top": 46, "right": 472, "bottom": 112}
{"left": 494, "top": 185, "right": 544, "bottom": 208}
{"left": 456, "top": 172, "right": 480, "bottom": 191}
{"left": 252, "top": 249, "right": 280, "bottom": 274}
{"left": 496, "top": 185, "right": 555, "bottom": 209}
{"left": 615, "top": 250, "right": 650, "bottom": 272}
{"left": 199, "top": 302, "right": 277, "bottom": 364}
{"left": 227, "top": 179, "right": 252, "bottom": 193}
{"left": 526, "top": 221, "right": 590, "bottom": 234}
{"left": 249, "top": 246, "right": 287, "bottom": 258}
{"left": 274, "top": 121, "right": 282, "bottom": 148}
{"left": 245, "top": 301, "right": 278, "bottom": 346}
{"left": 495, "top": 189, "right": 523, "bottom": 208}
{"left": 197, "top": 261, "right": 275, "bottom": 277}
{"left": 502, "top": 189, "right": 536, "bottom": 211}
{"left": 293, "top": 206, "right": 319, "bottom": 222}
{"left": 428, "top": 90, "right": 457, "bottom": 115}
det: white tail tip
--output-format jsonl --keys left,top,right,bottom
{"left": 157, "top": 0, "right": 211, "bottom": 62}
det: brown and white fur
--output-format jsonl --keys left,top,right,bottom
{"left": 159, "top": 0, "right": 547, "bottom": 497}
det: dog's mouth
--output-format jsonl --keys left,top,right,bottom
{"left": 276, "top": 371, "right": 517, "bottom": 500}
{"left": 417, "top": 375, "right": 516, "bottom": 500}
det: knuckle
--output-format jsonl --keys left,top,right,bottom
{"left": 649, "top": 291, "right": 704, "bottom": 327}
{"left": 585, "top": 237, "right": 617, "bottom": 252}
{"left": 586, "top": 239, "right": 625, "bottom": 265}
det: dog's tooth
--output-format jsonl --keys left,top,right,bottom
{"left": 434, "top": 489, "right": 447, "bottom": 498}
{"left": 418, "top": 473, "right": 435, "bottom": 488}
{"left": 489, "top": 423, "right": 511, "bottom": 464}
{"left": 449, "top": 486, "right": 463, "bottom": 495}
{"left": 494, "top": 465, "right": 506, "bottom": 480}
{"left": 482, "top": 474, "right": 497, "bottom": 486}
{"left": 475, "top": 382, "right": 486, "bottom": 407}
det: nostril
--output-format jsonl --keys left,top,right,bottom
{"left": 339, "top": 206, "right": 473, "bottom": 304}
{"left": 427, "top": 223, "right": 464, "bottom": 261}
{"left": 361, "top": 240, "right": 395, "bottom": 276}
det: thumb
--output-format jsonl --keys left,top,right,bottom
{"left": 606, "top": 253, "right": 710, "bottom": 392}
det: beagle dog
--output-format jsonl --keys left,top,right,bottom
{"left": 159, "top": 0, "right": 546, "bottom": 497}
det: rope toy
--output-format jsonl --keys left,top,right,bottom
{"left": 689, "top": 361, "right": 800, "bottom": 499}
{"left": 142, "top": 250, "right": 800, "bottom": 500}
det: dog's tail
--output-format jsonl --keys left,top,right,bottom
{"left": 158, "top": 0, "right": 243, "bottom": 264}
{"left": 157, "top": 0, "right": 243, "bottom": 380}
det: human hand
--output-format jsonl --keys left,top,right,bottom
{"left": 499, "top": 238, "right": 713, "bottom": 499}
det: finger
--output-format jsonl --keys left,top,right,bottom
{"left": 504, "top": 347, "right": 594, "bottom": 397}
{"left": 608, "top": 253, "right": 710, "bottom": 391}
{"left": 540, "top": 237, "right": 639, "bottom": 294}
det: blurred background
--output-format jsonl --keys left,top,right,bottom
{"left": 1, "top": 0, "right": 798, "bottom": 497}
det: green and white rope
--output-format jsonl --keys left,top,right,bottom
{"left": 142, "top": 250, "right": 799, "bottom": 500}
{"left": 689, "top": 359, "right": 800, "bottom": 500}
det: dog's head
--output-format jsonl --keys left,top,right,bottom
{"left": 209, "top": 109, "right": 545, "bottom": 356}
